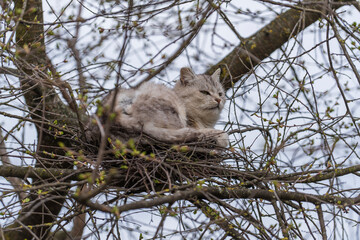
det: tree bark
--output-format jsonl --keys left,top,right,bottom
{"left": 3, "top": 0, "right": 79, "bottom": 239}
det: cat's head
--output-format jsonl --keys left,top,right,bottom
{"left": 174, "top": 67, "right": 226, "bottom": 128}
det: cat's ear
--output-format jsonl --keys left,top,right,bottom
{"left": 211, "top": 68, "right": 221, "bottom": 80}
{"left": 180, "top": 67, "right": 195, "bottom": 86}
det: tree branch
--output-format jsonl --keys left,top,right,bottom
{"left": 206, "top": 0, "right": 354, "bottom": 90}
{"left": 6, "top": 0, "right": 89, "bottom": 237}
{"left": 0, "top": 163, "right": 358, "bottom": 187}
{"left": 0, "top": 129, "right": 26, "bottom": 200}
{"left": 76, "top": 185, "right": 360, "bottom": 216}
{"left": 0, "top": 165, "right": 87, "bottom": 181}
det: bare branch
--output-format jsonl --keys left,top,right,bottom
{"left": 0, "top": 129, "right": 26, "bottom": 200}
{"left": 206, "top": 0, "right": 354, "bottom": 90}
{"left": 76, "top": 186, "right": 360, "bottom": 216}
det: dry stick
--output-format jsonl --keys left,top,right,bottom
{"left": 298, "top": 201, "right": 318, "bottom": 239}
{"left": 316, "top": 204, "right": 328, "bottom": 240}
{"left": 0, "top": 67, "right": 23, "bottom": 77}
{"left": 13, "top": 218, "right": 41, "bottom": 240}
{"left": 271, "top": 200, "right": 289, "bottom": 239}
{"left": 67, "top": 185, "right": 88, "bottom": 240}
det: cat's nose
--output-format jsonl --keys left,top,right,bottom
{"left": 215, "top": 98, "right": 221, "bottom": 104}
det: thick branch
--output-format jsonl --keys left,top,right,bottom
{"left": 77, "top": 186, "right": 360, "bottom": 216}
{"left": 206, "top": 0, "right": 353, "bottom": 90}
{"left": 0, "top": 165, "right": 85, "bottom": 181}
{"left": 0, "top": 164, "right": 358, "bottom": 186}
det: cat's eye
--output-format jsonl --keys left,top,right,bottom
{"left": 200, "top": 90, "right": 211, "bottom": 95}
{"left": 219, "top": 92, "right": 223, "bottom": 96}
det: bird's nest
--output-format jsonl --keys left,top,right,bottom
{"left": 82, "top": 121, "right": 240, "bottom": 192}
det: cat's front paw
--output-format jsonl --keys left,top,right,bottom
{"left": 215, "top": 131, "right": 229, "bottom": 148}
{"left": 200, "top": 129, "right": 229, "bottom": 148}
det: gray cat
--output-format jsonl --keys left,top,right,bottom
{"left": 105, "top": 67, "right": 228, "bottom": 148}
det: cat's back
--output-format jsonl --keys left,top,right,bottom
{"left": 120, "top": 82, "right": 187, "bottom": 129}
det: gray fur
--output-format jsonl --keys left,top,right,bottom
{"left": 105, "top": 68, "right": 228, "bottom": 147}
